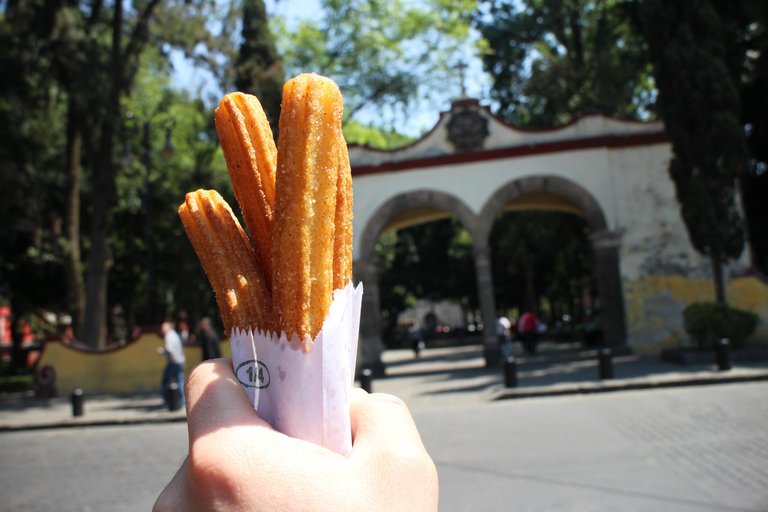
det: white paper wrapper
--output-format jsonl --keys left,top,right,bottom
{"left": 229, "top": 281, "right": 363, "bottom": 456}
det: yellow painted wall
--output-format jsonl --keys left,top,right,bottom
{"left": 624, "top": 275, "right": 768, "bottom": 352}
{"left": 37, "top": 334, "right": 231, "bottom": 395}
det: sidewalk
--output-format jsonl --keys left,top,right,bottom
{"left": 2, "top": 341, "right": 767, "bottom": 430}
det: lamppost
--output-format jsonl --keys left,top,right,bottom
{"left": 124, "top": 108, "right": 174, "bottom": 324}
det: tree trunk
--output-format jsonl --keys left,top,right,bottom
{"left": 64, "top": 102, "right": 85, "bottom": 338}
{"left": 711, "top": 250, "right": 726, "bottom": 304}
{"left": 81, "top": 0, "right": 123, "bottom": 349}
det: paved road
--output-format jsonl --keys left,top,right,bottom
{"left": 1, "top": 381, "right": 766, "bottom": 512}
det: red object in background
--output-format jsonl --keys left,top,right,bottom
{"left": 0, "top": 306, "right": 10, "bottom": 344}
{"left": 21, "top": 322, "right": 34, "bottom": 342}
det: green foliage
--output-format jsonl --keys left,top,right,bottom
{"left": 710, "top": 0, "right": 768, "bottom": 275}
{"left": 0, "top": 0, "right": 69, "bottom": 315}
{"left": 638, "top": 0, "right": 748, "bottom": 300}
{"left": 112, "top": 69, "right": 234, "bottom": 328}
{"left": 235, "top": 0, "right": 284, "bottom": 130}
{"left": 683, "top": 302, "right": 759, "bottom": 349}
{"left": 490, "top": 211, "right": 595, "bottom": 322}
{"left": 376, "top": 218, "right": 477, "bottom": 338}
{"left": 0, "top": 0, "right": 241, "bottom": 346}
{"left": 275, "top": 0, "right": 478, "bottom": 123}
{"left": 475, "top": 0, "right": 655, "bottom": 126}
{"left": 343, "top": 120, "right": 415, "bottom": 149}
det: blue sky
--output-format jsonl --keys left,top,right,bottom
{"left": 171, "top": 0, "right": 491, "bottom": 138}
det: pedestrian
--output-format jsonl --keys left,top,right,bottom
{"left": 157, "top": 319, "right": 186, "bottom": 407}
{"left": 519, "top": 310, "right": 539, "bottom": 355}
{"left": 495, "top": 310, "right": 512, "bottom": 360}
{"left": 178, "top": 311, "right": 190, "bottom": 343}
{"left": 199, "top": 317, "right": 222, "bottom": 361}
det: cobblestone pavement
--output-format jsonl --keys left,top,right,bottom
{"left": 416, "top": 382, "right": 768, "bottom": 512}
{"left": 1, "top": 343, "right": 767, "bottom": 512}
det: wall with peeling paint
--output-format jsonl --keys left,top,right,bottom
{"left": 349, "top": 101, "right": 767, "bottom": 353}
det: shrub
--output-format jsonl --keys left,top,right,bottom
{"left": 683, "top": 302, "right": 759, "bottom": 350}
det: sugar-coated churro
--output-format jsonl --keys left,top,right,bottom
{"left": 181, "top": 73, "right": 353, "bottom": 344}
{"left": 272, "top": 73, "right": 346, "bottom": 343}
{"left": 179, "top": 189, "right": 272, "bottom": 335}
{"left": 215, "top": 92, "right": 277, "bottom": 290}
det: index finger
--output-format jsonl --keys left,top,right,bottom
{"left": 184, "top": 359, "right": 272, "bottom": 443}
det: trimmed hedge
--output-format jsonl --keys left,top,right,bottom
{"left": 683, "top": 302, "right": 759, "bottom": 350}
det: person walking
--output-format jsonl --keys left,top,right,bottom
{"left": 495, "top": 310, "right": 512, "bottom": 360}
{"left": 199, "top": 317, "right": 222, "bottom": 361}
{"left": 158, "top": 319, "right": 186, "bottom": 407}
{"left": 519, "top": 310, "right": 539, "bottom": 355}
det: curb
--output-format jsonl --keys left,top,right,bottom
{"left": 0, "top": 413, "right": 187, "bottom": 433}
{"left": 490, "top": 370, "right": 768, "bottom": 400}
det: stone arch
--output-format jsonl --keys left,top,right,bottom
{"left": 359, "top": 189, "right": 481, "bottom": 262}
{"left": 478, "top": 174, "right": 627, "bottom": 347}
{"left": 354, "top": 190, "right": 501, "bottom": 372}
{"left": 478, "top": 174, "right": 608, "bottom": 243}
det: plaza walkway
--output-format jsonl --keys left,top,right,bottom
{"left": 1, "top": 341, "right": 767, "bottom": 430}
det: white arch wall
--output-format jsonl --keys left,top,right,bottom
{"left": 352, "top": 147, "right": 614, "bottom": 259}
{"left": 351, "top": 141, "right": 706, "bottom": 280}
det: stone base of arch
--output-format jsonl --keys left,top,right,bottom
{"left": 353, "top": 259, "right": 386, "bottom": 376}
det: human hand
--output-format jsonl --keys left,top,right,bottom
{"left": 153, "top": 359, "right": 439, "bottom": 512}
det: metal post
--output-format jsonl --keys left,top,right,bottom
{"left": 598, "top": 348, "right": 613, "bottom": 379}
{"left": 715, "top": 338, "right": 732, "bottom": 371}
{"left": 360, "top": 368, "right": 373, "bottom": 393}
{"left": 166, "top": 382, "right": 181, "bottom": 411}
{"left": 503, "top": 356, "right": 518, "bottom": 388}
{"left": 71, "top": 389, "right": 84, "bottom": 417}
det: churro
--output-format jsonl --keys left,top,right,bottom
{"left": 179, "top": 189, "right": 272, "bottom": 335}
{"left": 215, "top": 93, "right": 277, "bottom": 290}
{"left": 272, "top": 73, "right": 346, "bottom": 343}
{"left": 180, "top": 73, "right": 353, "bottom": 344}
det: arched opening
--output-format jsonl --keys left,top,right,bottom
{"left": 376, "top": 216, "right": 480, "bottom": 349}
{"left": 479, "top": 176, "right": 626, "bottom": 353}
{"left": 356, "top": 191, "right": 485, "bottom": 374}
{"left": 490, "top": 206, "right": 597, "bottom": 347}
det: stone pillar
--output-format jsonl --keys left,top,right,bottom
{"left": 473, "top": 244, "right": 499, "bottom": 367}
{"left": 589, "top": 231, "right": 627, "bottom": 348}
{"left": 352, "top": 259, "right": 386, "bottom": 376}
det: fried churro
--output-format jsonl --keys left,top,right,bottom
{"left": 215, "top": 92, "right": 277, "bottom": 290}
{"left": 181, "top": 73, "right": 353, "bottom": 344}
{"left": 273, "top": 73, "right": 346, "bottom": 343}
{"left": 179, "top": 189, "right": 272, "bottom": 335}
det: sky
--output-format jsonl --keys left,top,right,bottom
{"left": 171, "top": 0, "right": 492, "bottom": 138}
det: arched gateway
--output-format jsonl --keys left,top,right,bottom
{"left": 349, "top": 98, "right": 759, "bottom": 372}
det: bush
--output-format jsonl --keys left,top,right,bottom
{"left": 683, "top": 302, "right": 759, "bottom": 350}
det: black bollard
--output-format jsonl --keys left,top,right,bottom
{"left": 71, "top": 389, "right": 84, "bottom": 417}
{"left": 166, "top": 382, "right": 182, "bottom": 411}
{"left": 503, "top": 356, "right": 518, "bottom": 388}
{"left": 360, "top": 368, "right": 373, "bottom": 393}
{"left": 598, "top": 348, "right": 613, "bottom": 380}
{"left": 715, "top": 338, "right": 732, "bottom": 371}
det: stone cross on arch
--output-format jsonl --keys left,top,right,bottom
{"left": 454, "top": 60, "right": 468, "bottom": 98}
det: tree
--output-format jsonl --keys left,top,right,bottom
{"left": 277, "top": 0, "right": 478, "bottom": 125}
{"left": 0, "top": 0, "right": 237, "bottom": 350}
{"left": 638, "top": 0, "right": 748, "bottom": 303}
{"left": 234, "top": 0, "right": 284, "bottom": 131}
{"left": 343, "top": 120, "right": 415, "bottom": 149}
{"left": 475, "top": 0, "right": 655, "bottom": 127}
{"left": 707, "top": 0, "right": 768, "bottom": 274}
{"left": 490, "top": 211, "right": 595, "bottom": 324}
{"left": 0, "top": 1, "right": 71, "bottom": 365}
{"left": 376, "top": 218, "right": 478, "bottom": 341}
